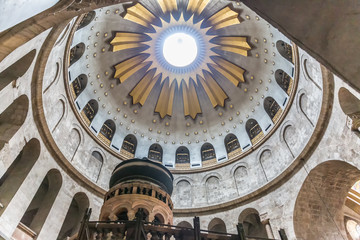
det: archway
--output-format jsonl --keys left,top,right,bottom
{"left": 0, "top": 49, "right": 36, "bottom": 91}
{"left": 20, "top": 169, "right": 62, "bottom": 234}
{"left": 238, "top": 209, "right": 267, "bottom": 238}
{"left": 208, "top": 218, "right": 226, "bottom": 233}
{"left": 0, "top": 139, "right": 40, "bottom": 215}
{"left": 339, "top": 87, "right": 360, "bottom": 132}
{"left": 57, "top": 192, "right": 89, "bottom": 240}
{"left": 0, "top": 95, "right": 29, "bottom": 150}
{"left": 294, "top": 160, "right": 360, "bottom": 240}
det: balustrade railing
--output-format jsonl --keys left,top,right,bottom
{"left": 77, "top": 209, "right": 287, "bottom": 240}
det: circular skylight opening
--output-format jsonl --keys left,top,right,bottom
{"left": 163, "top": 33, "right": 198, "bottom": 67}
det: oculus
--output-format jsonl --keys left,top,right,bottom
{"left": 162, "top": 32, "right": 198, "bottom": 67}
{"left": 110, "top": 0, "right": 252, "bottom": 119}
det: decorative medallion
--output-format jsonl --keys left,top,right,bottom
{"left": 110, "top": 0, "right": 251, "bottom": 119}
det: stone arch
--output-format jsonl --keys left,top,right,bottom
{"left": 0, "top": 139, "right": 40, "bottom": 215}
{"left": 294, "top": 160, "right": 360, "bottom": 240}
{"left": 114, "top": 207, "right": 129, "bottom": 221}
{"left": 148, "top": 143, "right": 162, "bottom": 162}
{"left": 275, "top": 69, "right": 293, "bottom": 95}
{"left": 99, "top": 120, "right": 116, "bottom": 146}
{"left": 245, "top": 119, "right": 264, "bottom": 145}
{"left": 238, "top": 208, "right": 267, "bottom": 238}
{"left": 20, "top": 169, "right": 62, "bottom": 234}
{"left": 131, "top": 203, "right": 152, "bottom": 221}
{"left": 0, "top": 49, "right": 36, "bottom": 92}
{"left": 205, "top": 176, "right": 221, "bottom": 204}
{"left": 299, "top": 92, "right": 315, "bottom": 127}
{"left": 87, "top": 151, "right": 104, "bottom": 183}
{"left": 233, "top": 166, "right": 249, "bottom": 195}
{"left": 175, "top": 180, "right": 192, "bottom": 207}
{"left": 0, "top": 95, "right": 29, "bottom": 150}
{"left": 201, "top": 143, "right": 216, "bottom": 166}
{"left": 208, "top": 218, "right": 226, "bottom": 233}
{"left": 51, "top": 99, "right": 66, "bottom": 133}
{"left": 70, "top": 74, "right": 87, "bottom": 99}
{"left": 258, "top": 148, "right": 280, "bottom": 181}
{"left": 65, "top": 128, "right": 81, "bottom": 162}
{"left": 224, "top": 133, "right": 241, "bottom": 159}
{"left": 57, "top": 192, "right": 89, "bottom": 240}
{"left": 177, "top": 221, "right": 192, "bottom": 228}
{"left": 77, "top": 11, "right": 96, "bottom": 30}
{"left": 276, "top": 40, "right": 293, "bottom": 63}
{"left": 43, "top": 59, "right": 61, "bottom": 93}
{"left": 153, "top": 213, "right": 165, "bottom": 224}
{"left": 175, "top": 146, "right": 190, "bottom": 168}
{"left": 282, "top": 124, "right": 296, "bottom": 158}
{"left": 121, "top": 134, "right": 137, "bottom": 158}
{"left": 81, "top": 99, "right": 98, "bottom": 126}
{"left": 69, "top": 43, "right": 85, "bottom": 66}
{"left": 264, "top": 96, "right": 282, "bottom": 123}
{"left": 301, "top": 54, "right": 322, "bottom": 90}
{"left": 339, "top": 87, "right": 360, "bottom": 132}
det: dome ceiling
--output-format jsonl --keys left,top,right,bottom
{"left": 110, "top": 0, "right": 251, "bottom": 119}
{"left": 65, "top": 0, "right": 298, "bottom": 169}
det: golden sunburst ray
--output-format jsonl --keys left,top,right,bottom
{"left": 155, "top": 78, "right": 176, "bottom": 118}
{"left": 110, "top": 0, "right": 252, "bottom": 119}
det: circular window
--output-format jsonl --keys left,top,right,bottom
{"left": 163, "top": 33, "right": 198, "bottom": 67}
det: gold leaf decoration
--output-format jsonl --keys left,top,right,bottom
{"left": 110, "top": 0, "right": 252, "bottom": 119}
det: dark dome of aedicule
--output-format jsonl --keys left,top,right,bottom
{"left": 110, "top": 158, "right": 174, "bottom": 194}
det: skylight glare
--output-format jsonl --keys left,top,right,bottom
{"left": 163, "top": 33, "right": 198, "bottom": 67}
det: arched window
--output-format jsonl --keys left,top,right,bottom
{"left": 87, "top": 151, "right": 103, "bottom": 183}
{"left": 69, "top": 43, "right": 85, "bottom": 66}
{"left": 264, "top": 97, "right": 282, "bottom": 122}
{"left": 234, "top": 166, "right": 249, "bottom": 195}
{"left": 20, "top": 169, "right": 62, "bottom": 234}
{"left": 0, "top": 95, "right": 29, "bottom": 151}
{"left": 175, "top": 146, "right": 190, "bottom": 169}
{"left": 148, "top": 144, "right": 163, "bottom": 162}
{"left": 275, "top": 69, "right": 293, "bottom": 95}
{"left": 57, "top": 192, "right": 89, "bottom": 240}
{"left": 246, "top": 119, "right": 264, "bottom": 145}
{"left": 0, "top": 49, "right": 36, "bottom": 92}
{"left": 77, "top": 11, "right": 96, "bottom": 30}
{"left": 224, "top": 133, "right": 241, "bottom": 159}
{"left": 175, "top": 180, "right": 192, "bottom": 207}
{"left": 201, "top": 143, "right": 216, "bottom": 166}
{"left": 99, "top": 120, "right": 116, "bottom": 146}
{"left": 70, "top": 74, "right": 87, "bottom": 99}
{"left": 208, "top": 218, "right": 226, "bottom": 233}
{"left": 121, "top": 134, "right": 137, "bottom": 158}
{"left": 0, "top": 139, "right": 40, "bottom": 216}
{"left": 276, "top": 40, "right": 293, "bottom": 63}
{"left": 206, "top": 176, "right": 221, "bottom": 204}
{"left": 81, "top": 99, "right": 98, "bottom": 126}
